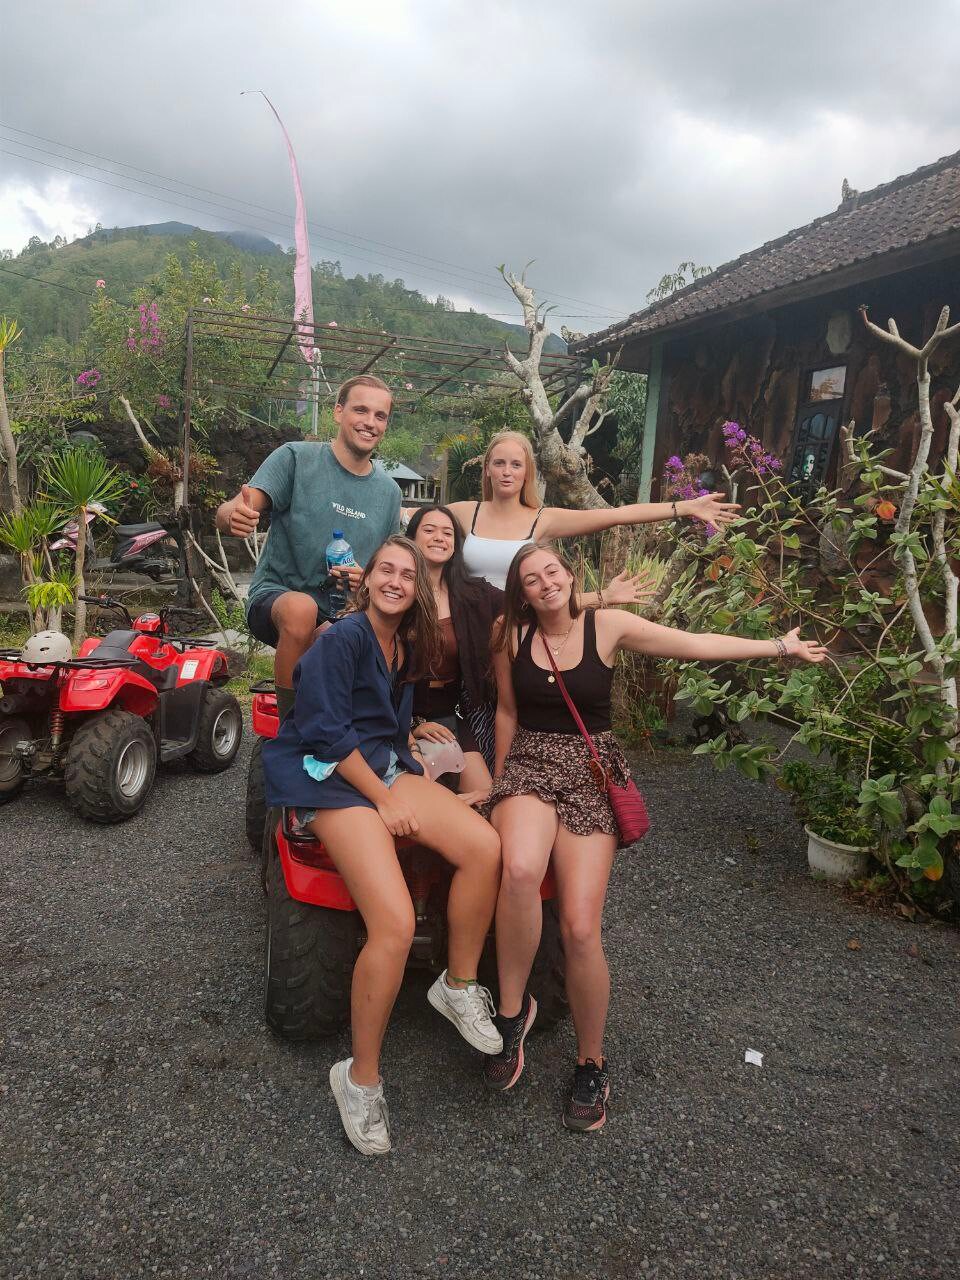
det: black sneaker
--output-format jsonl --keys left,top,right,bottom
{"left": 562, "top": 1058, "right": 610, "bottom": 1131}
{"left": 482, "top": 993, "right": 538, "bottom": 1090}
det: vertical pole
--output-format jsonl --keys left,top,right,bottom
{"left": 311, "top": 356, "right": 320, "bottom": 436}
{"left": 638, "top": 338, "right": 663, "bottom": 501}
{"left": 180, "top": 312, "right": 194, "bottom": 511}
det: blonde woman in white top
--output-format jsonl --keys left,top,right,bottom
{"left": 445, "top": 431, "right": 740, "bottom": 595}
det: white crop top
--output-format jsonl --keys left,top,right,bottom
{"left": 461, "top": 502, "right": 543, "bottom": 590}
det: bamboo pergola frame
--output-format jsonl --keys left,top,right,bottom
{"left": 179, "top": 306, "right": 583, "bottom": 505}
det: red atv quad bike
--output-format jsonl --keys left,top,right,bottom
{"left": 246, "top": 685, "right": 567, "bottom": 1040}
{"left": 0, "top": 595, "right": 243, "bottom": 822}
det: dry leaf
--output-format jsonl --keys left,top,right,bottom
{"left": 846, "top": 938, "right": 862, "bottom": 951}
{"left": 906, "top": 942, "right": 920, "bottom": 958}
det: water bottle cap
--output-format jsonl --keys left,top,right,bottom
{"left": 332, "top": 530, "right": 344, "bottom": 539}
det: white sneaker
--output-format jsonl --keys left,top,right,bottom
{"left": 329, "top": 1058, "right": 392, "bottom": 1156}
{"left": 427, "top": 971, "right": 503, "bottom": 1055}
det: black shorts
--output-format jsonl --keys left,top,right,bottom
{"left": 246, "top": 590, "right": 325, "bottom": 648}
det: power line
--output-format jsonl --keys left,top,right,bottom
{"left": 0, "top": 122, "right": 622, "bottom": 317}
{"left": 1, "top": 137, "right": 620, "bottom": 320}
{"left": 0, "top": 264, "right": 93, "bottom": 295}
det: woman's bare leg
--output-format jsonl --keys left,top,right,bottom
{"left": 307, "top": 808, "right": 415, "bottom": 1086}
{"left": 459, "top": 751, "right": 492, "bottom": 794}
{"left": 390, "top": 773, "right": 501, "bottom": 982}
{"left": 551, "top": 825, "right": 616, "bottom": 1064}
{"left": 491, "top": 795, "right": 558, "bottom": 1017}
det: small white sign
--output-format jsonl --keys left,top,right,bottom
{"left": 180, "top": 659, "right": 199, "bottom": 680}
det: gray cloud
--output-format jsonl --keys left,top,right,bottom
{"left": 1, "top": 0, "right": 958, "bottom": 328}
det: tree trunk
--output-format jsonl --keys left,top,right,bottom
{"left": 0, "top": 349, "right": 23, "bottom": 517}
{"left": 72, "top": 511, "right": 87, "bottom": 651}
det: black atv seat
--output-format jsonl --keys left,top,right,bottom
{"left": 89, "top": 630, "right": 177, "bottom": 691}
{"left": 114, "top": 521, "right": 167, "bottom": 536}
{"left": 93, "top": 629, "right": 139, "bottom": 660}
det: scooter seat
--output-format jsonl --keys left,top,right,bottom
{"left": 114, "top": 521, "right": 167, "bottom": 536}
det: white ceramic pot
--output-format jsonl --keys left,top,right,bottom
{"left": 805, "top": 826, "right": 870, "bottom": 880}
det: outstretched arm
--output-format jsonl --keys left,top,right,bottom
{"left": 536, "top": 493, "right": 740, "bottom": 540}
{"left": 596, "top": 610, "right": 827, "bottom": 666}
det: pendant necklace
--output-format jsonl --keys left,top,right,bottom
{"left": 538, "top": 621, "right": 575, "bottom": 682}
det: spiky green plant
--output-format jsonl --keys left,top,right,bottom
{"left": 41, "top": 449, "right": 125, "bottom": 645}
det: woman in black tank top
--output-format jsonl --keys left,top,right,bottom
{"left": 482, "top": 541, "right": 828, "bottom": 1132}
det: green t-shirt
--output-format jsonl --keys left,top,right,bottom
{"left": 245, "top": 441, "right": 402, "bottom": 621}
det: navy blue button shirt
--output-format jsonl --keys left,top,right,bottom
{"left": 262, "top": 611, "right": 423, "bottom": 810}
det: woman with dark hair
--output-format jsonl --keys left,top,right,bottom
{"left": 405, "top": 504, "right": 504, "bottom": 791}
{"left": 482, "top": 541, "right": 827, "bottom": 1132}
{"left": 263, "top": 536, "right": 502, "bottom": 1157}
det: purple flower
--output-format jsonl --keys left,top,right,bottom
{"left": 156, "top": 394, "right": 171, "bottom": 409}
{"left": 76, "top": 368, "right": 101, "bottom": 388}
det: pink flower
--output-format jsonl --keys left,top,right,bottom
{"left": 95, "top": 279, "right": 105, "bottom": 289}
{"left": 156, "top": 394, "right": 171, "bottom": 409}
{"left": 75, "top": 368, "right": 101, "bottom": 388}
{"left": 404, "top": 382, "right": 414, "bottom": 391}
{"left": 327, "top": 320, "right": 338, "bottom": 327}
{"left": 241, "top": 303, "right": 250, "bottom": 312}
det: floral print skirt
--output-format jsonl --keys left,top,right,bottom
{"left": 486, "top": 726, "right": 631, "bottom": 838}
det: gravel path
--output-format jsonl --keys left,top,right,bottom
{"left": 2, "top": 724, "right": 959, "bottom": 1280}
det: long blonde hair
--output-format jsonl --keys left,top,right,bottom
{"left": 480, "top": 430, "right": 540, "bottom": 509}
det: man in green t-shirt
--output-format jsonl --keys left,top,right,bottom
{"left": 216, "top": 375, "right": 401, "bottom": 717}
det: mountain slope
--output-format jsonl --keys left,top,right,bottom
{"left": 0, "top": 223, "right": 565, "bottom": 354}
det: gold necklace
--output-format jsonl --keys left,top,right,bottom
{"left": 538, "top": 621, "right": 575, "bottom": 682}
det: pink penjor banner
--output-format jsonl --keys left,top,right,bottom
{"left": 245, "top": 91, "right": 315, "bottom": 366}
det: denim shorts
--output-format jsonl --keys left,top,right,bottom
{"left": 292, "top": 751, "right": 405, "bottom": 832}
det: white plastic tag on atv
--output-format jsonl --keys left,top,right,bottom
{"left": 180, "top": 659, "right": 199, "bottom": 679}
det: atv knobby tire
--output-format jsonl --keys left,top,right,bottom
{"left": 0, "top": 715, "right": 31, "bottom": 804}
{"left": 264, "top": 810, "right": 359, "bottom": 1039}
{"left": 245, "top": 736, "right": 267, "bottom": 855}
{"left": 188, "top": 687, "right": 243, "bottom": 773}
{"left": 64, "top": 709, "right": 157, "bottom": 822}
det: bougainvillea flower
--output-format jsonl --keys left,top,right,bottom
{"left": 95, "top": 279, "right": 106, "bottom": 288}
{"left": 156, "top": 394, "right": 171, "bottom": 409}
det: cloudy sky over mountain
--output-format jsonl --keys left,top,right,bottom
{"left": 1, "top": 0, "right": 958, "bottom": 329}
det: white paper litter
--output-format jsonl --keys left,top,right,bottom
{"left": 744, "top": 1049, "right": 764, "bottom": 1067}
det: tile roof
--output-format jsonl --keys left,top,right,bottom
{"left": 576, "top": 148, "right": 960, "bottom": 352}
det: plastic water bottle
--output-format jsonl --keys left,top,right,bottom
{"left": 325, "top": 530, "right": 356, "bottom": 613}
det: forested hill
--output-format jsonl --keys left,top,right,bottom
{"left": 0, "top": 222, "right": 565, "bottom": 353}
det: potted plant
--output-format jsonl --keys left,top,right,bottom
{"left": 778, "top": 761, "right": 878, "bottom": 880}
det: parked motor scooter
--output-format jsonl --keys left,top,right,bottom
{"left": 51, "top": 506, "right": 192, "bottom": 600}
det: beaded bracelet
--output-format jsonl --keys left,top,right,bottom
{"left": 773, "top": 636, "right": 788, "bottom": 662}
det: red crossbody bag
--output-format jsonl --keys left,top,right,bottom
{"left": 541, "top": 636, "right": 650, "bottom": 848}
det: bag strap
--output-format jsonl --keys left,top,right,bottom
{"left": 540, "top": 631, "right": 607, "bottom": 778}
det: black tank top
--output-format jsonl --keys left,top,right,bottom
{"left": 513, "top": 610, "right": 613, "bottom": 734}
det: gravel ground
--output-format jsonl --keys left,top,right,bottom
{"left": 2, "top": 722, "right": 959, "bottom": 1280}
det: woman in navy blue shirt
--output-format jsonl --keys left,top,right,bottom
{"left": 263, "top": 536, "right": 502, "bottom": 1157}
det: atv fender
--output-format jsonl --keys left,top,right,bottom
{"left": 174, "top": 649, "right": 228, "bottom": 685}
{"left": 60, "top": 668, "right": 158, "bottom": 717}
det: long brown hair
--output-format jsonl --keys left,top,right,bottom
{"left": 493, "top": 540, "right": 582, "bottom": 656}
{"left": 352, "top": 536, "right": 443, "bottom": 680}
{"left": 480, "top": 430, "right": 541, "bottom": 509}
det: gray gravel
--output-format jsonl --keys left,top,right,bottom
{"left": 2, "top": 721, "right": 959, "bottom": 1280}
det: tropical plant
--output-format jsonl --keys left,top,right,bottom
{"left": 42, "top": 449, "right": 126, "bottom": 646}
{"left": 778, "top": 759, "right": 879, "bottom": 848}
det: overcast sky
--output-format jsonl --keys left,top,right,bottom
{"left": 1, "top": 0, "right": 959, "bottom": 331}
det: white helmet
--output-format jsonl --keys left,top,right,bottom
{"left": 21, "top": 630, "right": 73, "bottom": 664}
